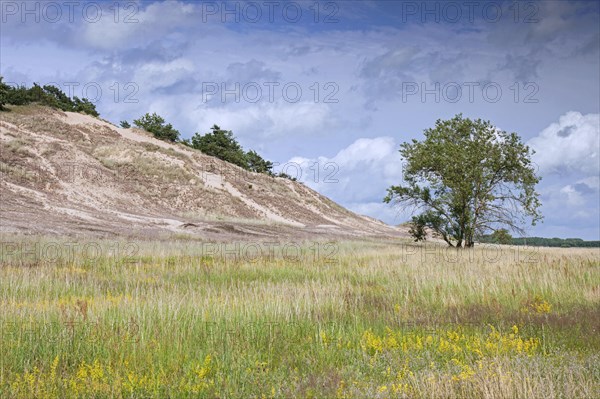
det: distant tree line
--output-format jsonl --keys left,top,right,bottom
{"left": 478, "top": 231, "right": 599, "bottom": 247}
{"left": 0, "top": 77, "right": 98, "bottom": 117}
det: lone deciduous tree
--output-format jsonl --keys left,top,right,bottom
{"left": 384, "top": 114, "right": 542, "bottom": 248}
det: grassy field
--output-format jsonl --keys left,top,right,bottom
{"left": 0, "top": 236, "right": 598, "bottom": 398}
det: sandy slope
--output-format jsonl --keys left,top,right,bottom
{"left": 0, "top": 105, "right": 407, "bottom": 241}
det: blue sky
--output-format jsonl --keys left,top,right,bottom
{"left": 1, "top": 0, "right": 599, "bottom": 239}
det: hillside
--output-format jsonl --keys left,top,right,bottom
{"left": 0, "top": 105, "right": 405, "bottom": 241}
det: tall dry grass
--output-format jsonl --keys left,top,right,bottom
{"left": 0, "top": 236, "right": 598, "bottom": 398}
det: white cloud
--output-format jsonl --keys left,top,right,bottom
{"left": 559, "top": 184, "right": 585, "bottom": 207}
{"left": 559, "top": 176, "right": 599, "bottom": 209}
{"left": 179, "top": 101, "right": 336, "bottom": 140}
{"left": 133, "top": 58, "right": 195, "bottom": 91}
{"left": 528, "top": 112, "right": 600, "bottom": 175}
{"left": 286, "top": 136, "right": 405, "bottom": 209}
{"left": 81, "top": 1, "right": 200, "bottom": 50}
{"left": 536, "top": 175, "right": 599, "bottom": 227}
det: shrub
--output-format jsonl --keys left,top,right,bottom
{"left": 42, "top": 84, "right": 73, "bottom": 111}
{"left": 246, "top": 150, "right": 273, "bottom": 174}
{"left": 187, "top": 125, "right": 248, "bottom": 169}
{"left": 490, "top": 229, "right": 513, "bottom": 245}
{"left": 72, "top": 97, "right": 99, "bottom": 117}
{"left": 0, "top": 77, "right": 99, "bottom": 116}
{"left": 133, "top": 112, "right": 180, "bottom": 142}
{"left": 277, "top": 172, "right": 297, "bottom": 181}
{"left": 0, "top": 76, "right": 9, "bottom": 110}
{"left": 186, "top": 125, "right": 275, "bottom": 176}
{"left": 6, "top": 85, "right": 33, "bottom": 106}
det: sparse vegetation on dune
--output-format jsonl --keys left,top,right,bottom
{"left": 1, "top": 105, "right": 380, "bottom": 236}
{"left": 1, "top": 237, "right": 598, "bottom": 398}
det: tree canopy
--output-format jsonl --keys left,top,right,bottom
{"left": 0, "top": 78, "right": 99, "bottom": 117}
{"left": 490, "top": 228, "right": 513, "bottom": 245}
{"left": 133, "top": 112, "right": 180, "bottom": 142}
{"left": 246, "top": 150, "right": 274, "bottom": 174}
{"left": 185, "top": 125, "right": 273, "bottom": 175}
{"left": 0, "top": 77, "right": 8, "bottom": 110}
{"left": 187, "top": 125, "right": 248, "bottom": 169}
{"left": 384, "top": 114, "right": 542, "bottom": 248}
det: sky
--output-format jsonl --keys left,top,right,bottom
{"left": 1, "top": 0, "right": 599, "bottom": 239}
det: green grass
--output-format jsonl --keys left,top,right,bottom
{"left": 0, "top": 237, "right": 598, "bottom": 398}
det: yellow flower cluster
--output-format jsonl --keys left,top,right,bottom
{"left": 9, "top": 358, "right": 115, "bottom": 398}
{"left": 521, "top": 296, "right": 553, "bottom": 314}
{"left": 360, "top": 325, "right": 540, "bottom": 360}
{"left": 449, "top": 358, "right": 476, "bottom": 381}
{"left": 194, "top": 354, "right": 212, "bottom": 380}
{"left": 6, "top": 355, "right": 218, "bottom": 398}
{"left": 105, "top": 290, "right": 133, "bottom": 306}
{"left": 352, "top": 325, "right": 541, "bottom": 395}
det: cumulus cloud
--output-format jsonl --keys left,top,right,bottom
{"left": 527, "top": 114, "right": 600, "bottom": 237}
{"left": 539, "top": 176, "right": 599, "bottom": 223}
{"left": 528, "top": 112, "right": 600, "bottom": 176}
{"left": 80, "top": 1, "right": 200, "bottom": 50}
{"left": 286, "top": 136, "right": 405, "bottom": 220}
{"left": 164, "top": 100, "right": 336, "bottom": 142}
{"left": 133, "top": 58, "right": 196, "bottom": 92}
